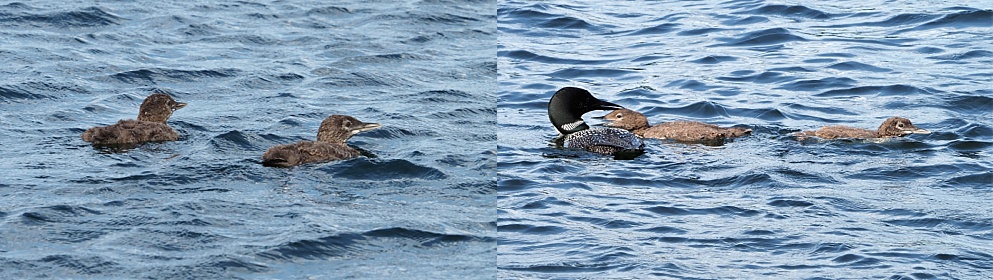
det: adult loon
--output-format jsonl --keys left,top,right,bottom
{"left": 262, "top": 115, "right": 381, "bottom": 167}
{"left": 599, "top": 108, "right": 750, "bottom": 145}
{"left": 82, "top": 92, "right": 187, "bottom": 145}
{"left": 548, "top": 87, "right": 644, "bottom": 157}
{"left": 795, "top": 116, "right": 930, "bottom": 140}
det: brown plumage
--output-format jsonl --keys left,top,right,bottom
{"left": 795, "top": 116, "right": 930, "bottom": 140}
{"left": 600, "top": 109, "right": 751, "bottom": 144}
{"left": 82, "top": 93, "right": 187, "bottom": 145}
{"left": 262, "top": 115, "right": 381, "bottom": 167}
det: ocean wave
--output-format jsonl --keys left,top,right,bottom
{"left": 258, "top": 227, "right": 492, "bottom": 261}
{"left": 625, "top": 23, "right": 680, "bottom": 36}
{"left": 0, "top": 81, "right": 88, "bottom": 102}
{"left": 712, "top": 28, "right": 808, "bottom": 47}
{"left": 895, "top": 9, "right": 993, "bottom": 34}
{"left": 826, "top": 61, "right": 892, "bottom": 72}
{"left": 537, "top": 16, "right": 596, "bottom": 30}
{"left": 689, "top": 55, "right": 738, "bottom": 64}
{"left": 323, "top": 159, "right": 448, "bottom": 180}
{"left": 0, "top": 6, "right": 121, "bottom": 28}
{"left": 739, "top": 4, "right": 834, "bottom": 20}
{"left": 716, "top": 71, "right": 798, "bottom": 84}
{"left": 108, "top": 68, "right": 239, "bottom": 84}
{"left": 814, "top": 84, "right": 933, "bottom": 97}
{"left": 499, "top": 49, "right": 618, "bottom": 65}
{"left": 777, "top": 77, "right": 857, "bottom": 92}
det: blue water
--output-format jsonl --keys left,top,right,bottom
{"left": 2, "top": 0, "right": 990, "bottom": 278}
{"left": 0, "top": 0, "right": 495, "bottom": 278}
{"left": 498, "top": 0, "right": 992, "bottom": 279}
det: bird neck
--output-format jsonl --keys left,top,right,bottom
{"left": 549, "top": 106, "right": 591, "bottom": 134}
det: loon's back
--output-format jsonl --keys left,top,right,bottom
{"left": 261, "top": 141, "right": 361, "bottom": 167}
{"left": 564, "top": 127, "right": 644, "bottom": 155}
{"left": 82, "top": 119, "right": 180, "bottom": 145}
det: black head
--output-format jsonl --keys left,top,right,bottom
{"left": 547, "top": 87, "right": 624, "bottom": 134}
{"left": 137, "top": 93, "right": 186, "bottom": 123}
{"left": 316, "top": 115, "right": 381, "bottom": 143}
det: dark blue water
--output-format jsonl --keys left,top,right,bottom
{"left": 498, "top": 1, "right": 992, "bottom": 279}
{"left": 0, "top": 0, "right": 495, "bottom": 278}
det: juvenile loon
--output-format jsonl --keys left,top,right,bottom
{"left": 548, "top": 87, "right": 644, "bottom": 156}
{"left": 82, "top": 92, "right": 187, "bottom": 145}
{"left": 262, "top": 115, "right": 381, "bottom": 167}
{"left": 795, "top": 116, "right": 930, "bottom": 140}
{"left": 599, "top": 108, "right": 751, "bottom": 145}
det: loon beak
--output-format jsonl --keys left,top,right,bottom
{"left": 592, "top": 99, "right": 623, "bottom": 111}
{"left": 173, "top": 102, "right": 187, "bottom": 111}
{"left": 350, "top": 122, "right": 382, "bottom": 134}
{"left": 907, "top": 128, "right": 930, "bottom": 135}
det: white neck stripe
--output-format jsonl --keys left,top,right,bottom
{"left": 561, "top": 120, "right": 585, "bottom": 131}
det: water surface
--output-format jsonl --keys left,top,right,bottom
{"left": 498, "top": 0, "right": 991, "bottom": 278}
{"left": 0, "top": 0, "right": 496, "bottom": 278}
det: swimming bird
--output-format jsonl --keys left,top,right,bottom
{"left": 599, "top": 108, "right": 751, "bottom": 145}
{"left": 548, "top": 87, "right": 644, "bottom": 156}
{"left": 795, "top": 116, "right": 930, "bottom": 140}
{"left": 262, "top": 115, "right": 381, "bottom": 167}
{"left": 82, "top": 92, "right": 187, "bottom": 145}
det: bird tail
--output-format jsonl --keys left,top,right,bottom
{"left": 729, "top": 127, "right": 752, "bottom": 138}
{"left": 261, "top": 147, "right": 298, "bottom": 167}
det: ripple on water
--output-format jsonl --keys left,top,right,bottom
{"left": 712, "top": 28, "right": 808, "bottom": 47}
{"left": 3, "top": 6, "right": 122, "bottom": 28}
{"left": 776, "top": 77, "right": 857, "bottom": 92}
{"left": 0, "top": 80, "right": 89, "bottom": 102}
{"left": 813, "top": 84, "right": 933, "bottom": 97}
{"left": 537, "top": 16, "right": 597, "bottom": 30}
{"left": 742, "top": 4, "right": 834, "bottom": 19}
{"left": 626, "top": 23, "right": 680, "bottom": 36}
{"left": 689, "top": 55, "right": 738, "bottom": 64}
{"left": 257, "top": 227, "right": 493, "bottom": 261}
{"left": 210, "top": 130, "right": 265, "bottom": 151}
{"left": 826, "top": 61, "right": 892, "bottom": 72}
{"left": 106, "top": 68, "right": 239, "bottom": 85}
{"left": 716, "top": 71, "right": 798, "bottom": 84}
{"left": 499, "top": 50, "right": 617, "bottom": 65}
{"left": 895, "top": 9, "right": 993, "bottom": 34}
{"left": 323, "top": 159, "right": 447, "bottom": 180}
{"left": 928, "top": 50, "right": 993, "bottom": 61}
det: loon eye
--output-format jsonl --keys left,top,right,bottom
{"left": 615, "top": 113, "right": 623, "bottom": 118}
{"left": 342, "top": 120, "right": 352, "bottom": 128}
{"left": 896, "top": 123, "right": 905, "bottom": 129}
